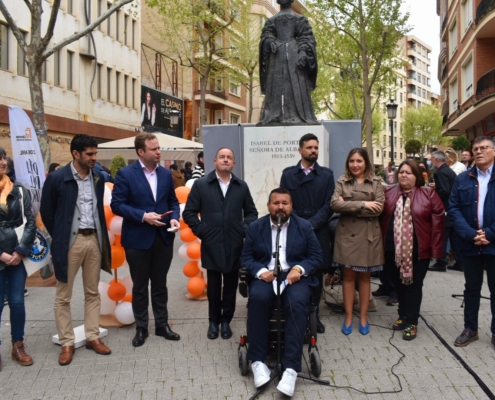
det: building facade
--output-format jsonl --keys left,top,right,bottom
{"left": 0, "top": 0, "right": 140, "bottom": 164}
{"left": 438, "top": 0, "right": 495, "bottom": 141}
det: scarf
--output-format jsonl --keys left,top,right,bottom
{"left": 0, "top": 174, "right": 13, "bottom": 206}
{"left": 393, "top": 194, "right": 414, "bottom": 285}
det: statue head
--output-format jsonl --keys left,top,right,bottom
{"left": 277, "top": 0, "right": 294, "bottom": 6}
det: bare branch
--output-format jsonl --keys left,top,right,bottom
{"left": 23, "top": 0, "right": 33, "bottom": 13}
{"left": 0, "top": 0, "right": 28, "bottom": 51}
{"left": 39, "top": 0, "right": 62, "bottom": 53}
{"left": 41, "top": 0, "right": 134, "bottom": 60}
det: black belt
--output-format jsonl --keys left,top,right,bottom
{"left": 78, "top": 228, "right": 96, "bottom": 236}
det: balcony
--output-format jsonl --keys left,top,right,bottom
{"left": 194, "top": 88, "right": 228, "bottom": 100}
{"left": 475, "top": 67, "right": 495, "bottom": 102}
{"left": 441, "top": 64, "right": 448, "bottom": 82}
{"left": 476, "top": 0, "right": 495, "bottom": 24}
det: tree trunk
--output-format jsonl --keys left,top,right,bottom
{"left": 361, "top": 46, "right": 374, "bottom": 164}
{"left": 248, "top": 73, "right": 253, "bottom": 123}
{"left": 199, "top": 75, "right": 207, "bottom": 143}
{"left": 27, "top": 60, "right": 51, "bottom": 171}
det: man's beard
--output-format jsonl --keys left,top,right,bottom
{"left": 270, "top": 212, "right": 290, "bottom": 224}
{"left": 303, "top": 154, "right": 317, "bottom": 163}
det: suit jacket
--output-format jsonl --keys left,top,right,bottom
{"left": 110, "top": 161, "right": 180, "bottom": 249}
{"left": 40, "top": 164, "right": 111, "bottom": 283}
{"left": 241, "top": 214, "right": 322, "bottom": 286}
{"left": 434, "top": 163, "right": 456, "bottom": 227}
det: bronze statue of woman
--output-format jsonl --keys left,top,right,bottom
{"left": 258, "top": 0, "right": 319, "bottom": 126}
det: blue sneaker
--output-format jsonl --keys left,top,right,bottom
{"left": 359, "top": 321, "right": 370, "bottom": 335}
{"left": 342, "top": 320, "right": 353, "bottom": 335}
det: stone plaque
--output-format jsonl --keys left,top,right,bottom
{"left": 244, "top": 125, "right": 328, "bottom": 215}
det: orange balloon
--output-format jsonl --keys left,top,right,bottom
{"left": 105, "top": 182, "right": 114, "bottom": 191}
{"left": 109, "top": 279, "right": 122, "bottom": 285}
{"left": 183, "top": 261, "right": 200, "bottom": 278}
{"left": 108, "top": 282, "right": 126, "bottom": 301}
{"left": 114, "top": 235, "right": 121, "bottom": 246}
{"left": 186, "top": 242, "right": 201, "bottom": 259}
{"left": 104, "top": 205, "right": 114, "bottom": 228}
{"left": 180, "top": 227, "right": 197, "bottom": 243}
{"left": 175, "top": 186, "right": 191, "bottom": 204}
{"left": 111, "top": 245, "right": 125, "bottom": 269}
{"left": 122, "top": 294, "right": 133, "bottom": 302}
{"left": 187, "top": 276, "right": 206, "bottom": 296}
{"left": 180, "top": 219, "right": 188, "bottom": 230}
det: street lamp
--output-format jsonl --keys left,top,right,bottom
{"left": 386, "top": 98, "right": 398, "bottom": 164}
{"left": 169, "top": 110, "right": 180, "bottom": 127}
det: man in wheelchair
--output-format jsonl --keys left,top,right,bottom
{"left": 241, "top": 188, "right": 323, "bottom": 396}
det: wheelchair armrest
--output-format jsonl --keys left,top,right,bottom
{"left": 238, "top": 266, "right": 252, "bottom": 298}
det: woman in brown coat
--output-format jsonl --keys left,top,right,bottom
{"left": 331, "top": 148, "right": 385, "bottom": 335}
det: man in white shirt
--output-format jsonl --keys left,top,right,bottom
{"left": 241, "top": 188, "right": 322, "bottom": 397}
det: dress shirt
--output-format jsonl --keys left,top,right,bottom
{"left": 256, "top": 218, "right": 305, "bottom": 278}
{"left": 477, "top": 164, "right": 493, "bottom": 229}
{"left": 139, "top": 159, "right": 158, "bottom": 201}
{"left": 70, "top": 162, "right": 95, "bottom": 229}
{"left": 215, "top": 172, "right": 231, "bottom": 197}
{"left": 300, "top": 163, "right": 315, "bottom": 176}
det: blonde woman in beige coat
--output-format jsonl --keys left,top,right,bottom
{"left": 331, "top": 148, "right": 385, "bottom": 336}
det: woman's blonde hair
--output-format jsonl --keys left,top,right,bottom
{"left": 445, "top": 148, "right": 458, "bottom": 166}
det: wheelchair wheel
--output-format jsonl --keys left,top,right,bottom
{"left": 309, "top": 309, "right": 318, "bottom": 340}
{"left": 239, "top": 346, "right": 249, "bottom": 376}
{"left": 310, "top": 350, "right": 321, "bottom": 377}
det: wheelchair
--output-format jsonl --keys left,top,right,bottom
{"left": 237, "top": 267, "right": 322, "bottom": 377}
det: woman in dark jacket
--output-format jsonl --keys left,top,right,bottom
{"left": 380, "top": 159, "right": 444, "bottom": 340}
{"left": 0, "top": 147, "right": 36, "bottom": 369}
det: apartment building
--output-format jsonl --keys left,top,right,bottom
{"left": 438, "top": 0, "right": 495, "bottom": 140}
{"left": 0, "top": 0, "right": 140, "bottom": 164}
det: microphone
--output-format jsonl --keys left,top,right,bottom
{"left": 277, "top": 214, "right": 282, "bottom": 228}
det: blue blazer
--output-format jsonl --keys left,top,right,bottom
{"left": 241, "top": 214, "right": 322, "bottom": 286}
{"left": 111, "top": 161, "right": 180, "bottom": 250}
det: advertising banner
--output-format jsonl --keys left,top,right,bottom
{"left": 141, "top": 85, "right": 184, "bottom": 138}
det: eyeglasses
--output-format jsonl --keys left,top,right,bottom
{"left": 472, "top": 145, "right": 494, "bottom": 153}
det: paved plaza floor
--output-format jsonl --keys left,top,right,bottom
{"left": 1, "top": 239, "right": 494, "bottom": 399}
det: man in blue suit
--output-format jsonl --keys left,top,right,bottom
{"left": 111, "top": 133, "right": 181, "bottom": 347}
{"left": 241, "top": 188, "right": 322, "bottom": 397}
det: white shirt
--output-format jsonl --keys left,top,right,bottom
{"left": 139, "top": 159, "right": 158, "bottom": 201}
{"left": 256, "top": 218, "right": 306, "bottom": 278}
{"left": 215, "top": 172, "right": 232, "bottom": 197}
{"left": 477, "top": 164, "right": 493, "bottom": 228}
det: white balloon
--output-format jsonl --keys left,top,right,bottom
{"left": 109, "top": 216, "right": 123, "bottom": 236}
{"left": 179, "top": 203, "right": 186, "bottom": 219}
{"left": 104, "top": 186, "right": 112, "bottom": 206}
{"left": 115, "top": 302, "right": 135, "bottom": 325}
{"left": 99, "top": 282, "right": 116, "bottom": 315}
{"left": 178, "top": 243, "right": 191, "bottom": 261}
{"left": 121, "top": 259, "right": 129, "bottom": 269}
{"left": 185, "top": 179, "right": 197, "bottom": 189}
{"left": 107, "top": 230, "right": 115, "bottom": 246}
{"left": 122, "top": 274, "right": 133, "bottom": 295}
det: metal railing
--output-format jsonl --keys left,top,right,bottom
{"left": 193, "top": 88, "right": 228, "bottom": 100}
{"left": 476, "top": 0, "right": 495, "bottom": 24}
{"left": 441, "top": 64, "right": 448, "bottom": 82}
{"left": 475, "top": 67, "right": 495, "bottom": 101}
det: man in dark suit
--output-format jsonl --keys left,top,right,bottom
{"left": 280, "top": 133, "right": 334, "bottom": 333}
{"left": 428, "top": 150, "right": 461, "bottom": 272}
{"left": 241, "top": 188, "right": 322, "bottom": 397}
{"left": 41, "top": 134, "right": 112, "bottom": 365}
{"left": 183, "top": 148, "right": 258, "bottom": 340}
{"left": 111, "top": 132, "right": 181, "bottom": 346}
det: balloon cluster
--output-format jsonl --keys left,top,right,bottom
{"left": 176, "top": 180, "right": 207, "bottom": 298}
{"left": 99, "top": 182, "right": 135, "bottom": 325}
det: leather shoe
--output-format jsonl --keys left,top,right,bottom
{"left": 207, "top": 322, "right": 219, "bottom": 340}
{"left": 447, "top": 262, "right": 464, "bottom": 272}
{"left": 132, "top": 327, "right": 149, "bottom": 347}
{"left": 317, "top": 318, "right": 325, "bottom": 334}
{"left": 85, "top": 338, "right": 111, "bottom": 355}
{"left": 428, "top": 263, "right": 446, "bottom": 272}
{"left": 220, "top": 322, "right": 232, "bottom": 339}
{"left": 156, "top": 324, "right": 180, "bottom": 341}
{"left": 454, "top": 329, "right": 479, "bottom": 347}
{"left": 59, "top": 346, "right": 74, "bottom": 365}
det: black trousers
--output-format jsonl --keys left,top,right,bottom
{"left": 125, "top": 233, "right": 174, "bottom": 328}
{"left": 462, "top": 254, "right": 495, "bottom": 334}
{"left": 379, "top": 252, "right": 398, "bottom": 298}
{"left": 207, "top": 269, "right": 239, "bottom": 324}
{"left": 389, "top": 251, "right": 429, "bottom": 326}
{"left": 438, "top": 224, "right": 462, "bottom": 267}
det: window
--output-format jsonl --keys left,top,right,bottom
{"left": 215, "top": 78, "right": 222, "bottom": 91}
{"left": 124, "top": 15, "right": 129, "bottom": 45}
{"left": 462, "top": 0, "right": 473, "bottom": 33}
{"left": 54, "top": 50, "right": 61, "bottom": 86}
{"left": 124, "top": 75, "right": 128, "bottom": 107}
{"left": 107, "top": 67, "right": 111, "bottom": 101}
{"left": 67, "top": 50, "right": 74, "bottom": 90}
{"left": 400, "top": 153, "right": 403, "bottom": 159}
{"left": 215, "top": 33, "right": 222, "bottom": 49}
{"left": 0, "top": 24, "right": 8, "bottom": 70}
{"left": 230, "top": 114, "right": 240, "bottom": 124}
{"left": 394, "top": 152, "right": 397, "bottom": 159}
{"left": 116, "top": 71, "right": 120, "bottom": 104}
{"left": 400, "top": 108, "right": 403, "bottom": 117}
{"left": 389, "top": 136, "right": 392, "bottom": 146}
{"left": 132, "top": 78, "right": 136, "bottom": 109}
{"left": 400, "top": 92, "right": 403, "bottom": 103}
{"left": 449, "top": 20, "right": 458, "bottom": 59}
{"left": 394, "top": 137, "right": 397, "bottom": 146}
{"left": 229, "top": 81, "right": 239, "bottom": 96}
{"left": 450, "top": 76, "right": 458, "bottom": 114}
{"left": 215, "top": 110, "right": 222, "bottom": 124}
{"left": 394, "top": 121, "right": 397, "bottom": 131}
{"left": 107, "top": 2, "right": 112, "bottom": 35}
{"left": 389, "top": 151, "right": 391, "bottom": 158}
{"left": 97, "top": 64, "right": 102, "bottom": 99}
{"left": 42, "top": 61, "right": 47, "bottom": 82}
{"left": 462, "top": 56, "right": 473, "bottom": 100}
{"left": 116, "top": 10, "right": 120, "bottom": 40}
{"left": 97, "top": 0, "right": 104, "bottom": 30}
{"left": 376, "top": 150, "right": 379, "bottom": 157}
{"left": 67, "top": 0, "right": 74, "bottom": 15}
{"left": 17, "top": 32, "right": 27, "bottom": 75}
{"left": 132, "top": 20, "right": 136, "bottom": 49}
{"left": 383, "top": 135, "right": 386, "bottom": 144}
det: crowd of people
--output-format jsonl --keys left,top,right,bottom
{"left": 0, "top": 132, "right": 494, "bottom": 398}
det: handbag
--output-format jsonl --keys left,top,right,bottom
{"left": 14, "top": 187, "right": 51, "bottom": 276}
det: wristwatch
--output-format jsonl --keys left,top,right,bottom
{"left": 292, "top": 266, "right": 303, "bottom": 275}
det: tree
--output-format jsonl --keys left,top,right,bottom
{"left": 404, "top": 139, "right": 422, "bottom": 156}
{"left": 402, "top": 105, "right": 445, "bottom": 160}
{"left": 110, "top": 155, "right": 127, "bottom": 178}
{"left": 451, "top": 135, "right": 472, "bottom": 151}
{"left": 147, "top": 0, "right": 250, "bottom": 140}
{"left": 310, "top": 0, "right": 410, "bottom": 164}
{"left": 0, "top": 0, "right": 135, "bottom": 168}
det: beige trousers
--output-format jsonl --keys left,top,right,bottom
{"left": 54, "top": 233, "right": 102, "bottom": 346}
